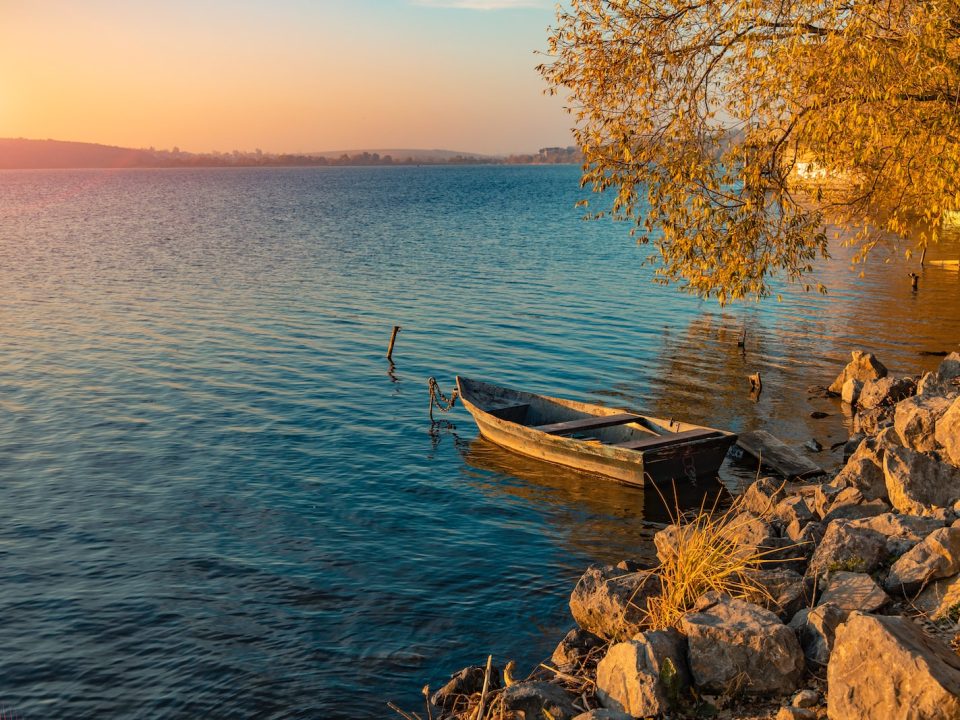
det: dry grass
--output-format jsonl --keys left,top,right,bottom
{"left": 640, "top": 489, "right": 779, "bottom": 631}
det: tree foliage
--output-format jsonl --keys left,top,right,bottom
{"left": 539, "top": 0, "right": 960, "bottom": 302}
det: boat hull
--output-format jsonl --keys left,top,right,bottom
{"left": 456, "top": 377, "right": 735, "bottom": 487}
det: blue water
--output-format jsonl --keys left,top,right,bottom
{"left": 0, "top": 166, "right": 958, "bottom": 719}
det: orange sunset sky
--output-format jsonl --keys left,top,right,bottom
{"left": 1, "top": 0, "right": 573, "bottom": 156}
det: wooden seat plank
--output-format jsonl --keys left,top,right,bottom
{"left": 532, "top": 412, "right": 641, "bottom": 435}
{"left": 614, "top": 428, "right": 723, "bottom": 451}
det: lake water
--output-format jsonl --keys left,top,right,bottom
{"left": 0, "top": 165, "right": 958, "bottom": 719}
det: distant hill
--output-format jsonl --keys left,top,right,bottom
{"left": 0, "top": 138, "right": 160, "bottom": 169}
{"left": 0, "top": 138, "right": 581, "bottom": 169}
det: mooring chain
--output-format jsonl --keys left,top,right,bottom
{"left": 427, "top": 377, "right": 459, "bottom": 423}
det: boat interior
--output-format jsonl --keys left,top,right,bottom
{"left": 460, "top": 377, "right": 724, "bottom": 451}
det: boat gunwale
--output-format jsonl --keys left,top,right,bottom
{"left": 455, "top": 375, "right": 736, "bottom": 465}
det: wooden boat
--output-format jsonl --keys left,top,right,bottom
{"left": 456, "top": 376, "right": 737, "bottom": 487}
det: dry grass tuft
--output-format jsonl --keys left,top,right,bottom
{"left": 641, "top": 490, "right": 778, "bottom": 631}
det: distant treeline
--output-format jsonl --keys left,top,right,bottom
{"left": 0, "top": 139, "right": 583, "bottom": 169}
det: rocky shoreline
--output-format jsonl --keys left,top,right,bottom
{"left": 405, "top": 350, "right": 960, "bottom": 720}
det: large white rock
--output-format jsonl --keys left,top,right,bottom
{"left": 883, "top": 445, "right": 960, "bottom": 515}
{"left": 884, "top": 526, "right": 960, "bottom": 595}
{"left": 681, "top": 596, "right": 804, "bottom": 696}
{"left": 894, "top": 395, "right": 953, "bottom": 452}
{"left": 595, "top": 630, "right": 689, "bottom": 717}
{"left": 827, "top": 613, "right": 960, "bottom": 719}
{"left": 935, "top": 395, "right": 960, "bottom": 468}
{"left": 569, "top": 565, "right": 660, "bottom": 641}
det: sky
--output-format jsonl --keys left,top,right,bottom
{"left": 0, "top": 0, "right": 574, "bottom": 155}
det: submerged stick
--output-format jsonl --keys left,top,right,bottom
{"left": 386, "top": 325, "right": 402, "bottom": 361}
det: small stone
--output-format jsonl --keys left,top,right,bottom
{"left": 852, "top": 405, "right": 895, "bottom": 436}
{"left": 818, "top": 571, "right": 889, "bottom": 614}
{"left": 776, "top": 708, "right": 816, "bottom": 720}
{"left": 502, "top": 682, "right": 579, "bottom": 720}
{"left": 792, "top": 689, "right": 819, "bottom": 708}
{"left": 773, "top": 495, "right": 815, "bottom": 529}
{"left": 884, "top": 526, "right": 960, "bottom": 595}
{"left": 430, "top": 665, "right": 502, "bottom": 709}
{"left": 571, "top": 710, "right": 633, "bottom": 720}
{"left": 741, "top": 477, "right": 788, "bottom": 518}
{"left": 859, "top": 375, "right": 916, "bottom": 410}
{"left": 833, "top": 437, "right": 888, "bottom": 501}
{"left": 914, "top": 574, "right": 960, "bottom": 621}
{"left": 789, "top": 603, "right": 845, "bottom": 667}
{"left": 552, "top": 628, "right": 604, "bottom": 672}
{"left": 752, "top": 568, "right": 812, "bottom": 621}
{"left": 804, "top": 439, "right": 822, "bottom": 452}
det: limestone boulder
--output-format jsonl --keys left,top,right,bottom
{"left": 884, "top": 526, "right": 960, "bottom": 595}
{"left": 789, "top": 603, "right": 845, "bottom": 668}
{"left": 596, "top": 630, "right": 689, "bottom": 717}
{"left": 502, "top": 682, "right": 579, "bottom": 720}
{"left": 552, "top": 628, "right": 604, "bottom": 672}
{"left": 431, "top": 664, "right": 502, "bottom": 709}
{"left": 841, "top": 377, "right": 863, "bottom": 406}
{"left": 829, "top": 351, "right": 887, "bottom": 395}
{"left": 832, "top": 438, "right": 888, "bottom": 501}
{"left": 653, "top": 524, "right": 681, "bottom": 564}
{"left": 894, "top": 395, "right": 953, "bottom": 452}
{"left": 852, "top": 405, "right": 894, "bottom": 436}
{"left": 569, "top": 565, "right": 659, "bottom": 641}
{"left": 741, "top": 477, "right": 787, "bottom": 518}
{"left": 934, "top": 395, "right": 960, "bottom": 468}
{"left": 817, "top": 571, "right": 888, "bottom": 615}
{"left": 807, "top": 518, "right": 888, "bottom": 577}
{"left": 856, "top": 512, "right": 944, "bottom": 556}
{"left": 752, "top": 568, "right": 813, "bottom": 621}
{"left": 681, "top": 596, "right": 804, "bottom": 696}
{"left": 811, "top": 483, "right": 846, "bottom": 519}
{"left": 884, "top": 445, "right": 960, "bottom": 516}
{"left": 773, "top": 496, "right": 815, "bottom": 530}
{"left": 827, "top": 613, "right": 960, "bottom": 719}
{"left": 858, "top": 376, "right": 916, "bottom": 410}
{"left": 914, "top": 574, "right": 960, "bottom": 621}
{"left": 726, "top": 511, "right": 800, "bottom": 571}
{"left": 938, "top": 351, "right": 960, "bottom": 382}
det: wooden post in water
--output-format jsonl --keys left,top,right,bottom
{"left": 909, "top": 272, "right": 919, "bottom": 291}
{"left": 920, "top": 247, "right": 927, "bottom": 266}
{"left": 386, "top": 325, "right": 401, "bottom": 361}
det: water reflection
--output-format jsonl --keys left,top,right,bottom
{"left": 458, "top": 436, "right": 727, "bottom": 565}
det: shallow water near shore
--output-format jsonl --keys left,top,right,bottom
{"left": 0, "top": 165, "right": 958, "bottom": 718}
